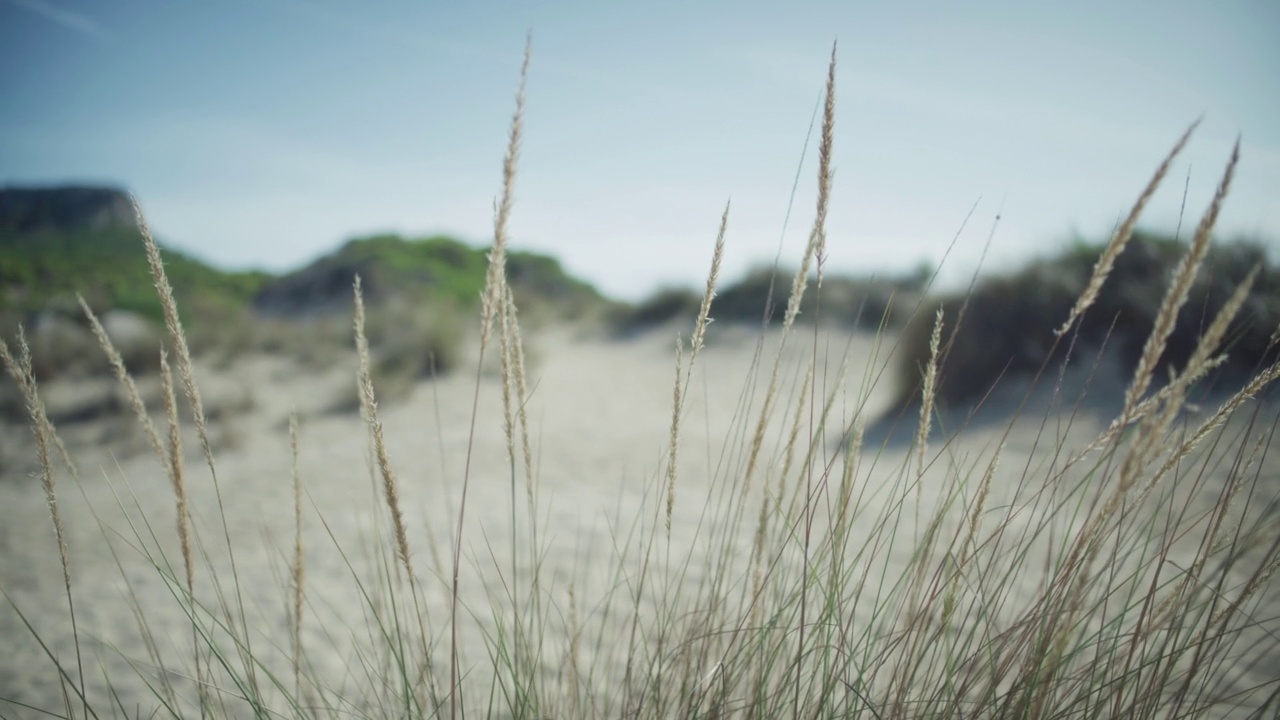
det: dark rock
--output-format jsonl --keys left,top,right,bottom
{"left": 0, "top": 185, "right": 137, "bottom": 235}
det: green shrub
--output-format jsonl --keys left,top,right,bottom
{"left": 0, "top": 226, "right": 269, "bottom": 330}
{"left": 253, "top": 233, "right": 607, "bottom": 324}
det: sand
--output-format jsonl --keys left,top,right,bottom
{"left": 1, "top": 322, "right": 1276, "bottom": 717}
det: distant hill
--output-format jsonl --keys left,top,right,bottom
{"left": 0, "top": 185, "right": 614, "bottom": 386}
{"left": 2, "top": 185, "right": 609, "bottom": 332}
{"left": 0, "top": 186, "right": 269, "bottom": 325}
{"left": 253, "top": 233, "right": 607, "bottom": 320}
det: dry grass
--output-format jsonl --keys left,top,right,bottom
{"left": 2, "top": 41, "right": 1279, "bottom": 720}
{"left": 354, "top": 275, "right": 414, "bottom": 580}
{"left": 0, "top": 329, "right": 86, "bottom": 719}
{"left": 1123, "top": 139, "right": 1239, "bottom": 418}
{"left": 1057, "top": 119, "right": 1200, "bottom": 339}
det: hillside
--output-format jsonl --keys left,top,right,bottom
{"left": 252, "top": 233, "right": 606, "bottom": 320}
{"left": 0, "top": 186, "right": 612, "bottom": 388}
{"left": 0, "top": 186, "right": 270, "bottom": 325}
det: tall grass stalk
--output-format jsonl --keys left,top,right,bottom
{"left": 455, "top": 32, "right": 531, "bottom": 720}
{"left": 136, "top": 194, "right": 264, "bottom": 713}
{"left": 288, "top": 411, "right": 305, "bottom": 700}
{"left": 157, "top": 348, "right": 207, "bottom": 715}
{"left": 353, "top": 276, "right": 414, "bottom": 579}
{"left": 0, "top": 332, "right": 88, "bottom": 719}
{"left": 1056, "top": 119, "right": 1200, "bottom": 339}
{"left": 790, "top": 41, "right": 837, "bottom": 720}
{"left": 667, "top": 202, "right": 730, "bottom": 538}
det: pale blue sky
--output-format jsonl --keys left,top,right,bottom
{"left": 3, "top": 0, "right": 1278, "bottom": 299}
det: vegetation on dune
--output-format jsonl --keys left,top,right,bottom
{"left": 613, "top": 285, "right": 703, "bottom": 331}
{"left": 251, "top": 232, "right": 606, "bottom": 389}
{"left": 0, "top": 225, "right": 270, "bottom": 327}
{"left": 895, "top": 230, "right": 1280, "bottom": 410}
{"left": 0, "top": 224, "right": 269, "bottom": 379}
{"left": 613, "top": 264, "right": 927, "bottom": 335}
{"left": 1, "top": 219, "right": 605, "bottom": 384}
{"left": 254, "top": 232, "right": 606, "bottom": 321}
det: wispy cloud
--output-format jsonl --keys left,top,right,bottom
{"left": 6, "top": 0, "right": 112, "bottom": 43}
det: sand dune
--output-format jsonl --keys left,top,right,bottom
{"left": 1, "top": 323, "right": 1276, "bottom": 717}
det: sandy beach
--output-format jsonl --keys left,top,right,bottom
{"left": 1, "top": 321, "right": 1277, "bottom": 717}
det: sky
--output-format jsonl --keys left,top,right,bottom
{"left": 3, "top": 0, "right": 1278, "bottom": 300}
